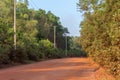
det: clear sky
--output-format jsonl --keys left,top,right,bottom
{"left": 29, "top": 0, "right": 83, "bottom": 36}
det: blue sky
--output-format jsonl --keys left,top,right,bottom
{"left": 29, "top": 0, "right": 83, "bottom": 36}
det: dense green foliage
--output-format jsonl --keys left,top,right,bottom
{"left": 0, "top": 0, "right": 72, "bottom": 65}
{"left": 77, "top": 0, "right": 120, "bottom": 77}
{"left": 68, "top": 36, "right": 86, "bottom": 57}
{"left": 0, "top": 0, "right": 87, "bottom": 68}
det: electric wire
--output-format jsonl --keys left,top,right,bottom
{"left": 29, "top": 0, "right": 39, "bottom": 10}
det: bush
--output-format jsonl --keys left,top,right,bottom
{"left": 27, "top": 49, "right": 39, "bottom": 61}
{"left": 51, "top": 49, "right": 66, "bottom": 58}
{"left": 67, "top": 49, "right": 87, "bottom": 57}
{"left": 8, "top": 46, "right": 28, "bottom": 63}
{"left": 90, "top": 46, "right": 120, "bottom": 77}
{"left": 0, "top": 46, "right": 10, "bottom": 64}
{"left": 38, "top": 39, "right": 55, "bottom": 59}
{"left": 19, "top": 39, "right": 41, "bottom": 61}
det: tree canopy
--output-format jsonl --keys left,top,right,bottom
{"left": 77, "top": 0, "right": 120, "bottom": 77}
{"left": 0, "top": 0, "right": 71, "bottom": 64}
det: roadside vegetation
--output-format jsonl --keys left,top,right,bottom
{"left": 77, "top": 0, "right": 120, "bottom": 79}
{"left": 0, "top": 0, "right": 86, "bottom": 67}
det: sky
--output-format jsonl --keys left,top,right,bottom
{"left": 28, "top": 0, "right": 83, "bottom": 36}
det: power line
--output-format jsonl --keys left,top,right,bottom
{"left": 29, "top": 0, "right": 39, "bottom": 9}
{"left": 32, "top": 0, "right": 39, "bottom": 9}
{"left": 35, "top": 0, "right": 40, "bottom": 6}
{"left": 29, "top": 0, "right": 34, "bottom": 9}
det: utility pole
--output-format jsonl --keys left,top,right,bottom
{"left": 14, "top": 0, "right": 16, "bottom": 50}
{"left": 65, "top": 34, "right": 67, "bottom": 56}
{"left": 54, "top": 26, "right": 56, "bottom": 48}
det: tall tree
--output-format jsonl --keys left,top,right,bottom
{"left": 77, "top": 0, "right": 120, "bottom": 77}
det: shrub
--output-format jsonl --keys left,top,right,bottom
{"left": 0, "top": 46, "right": 10, "bottom": 64}
{"left": 67, "top": 49, "right": 87, "bottom": 57}
{"left": 8, "top": 46, "right": 28, "bottom": 63}
{"left": 19, "top": 39, "right": 41, "bottom": 61}
{"left": 51, "top": 49, "right": 66, "bottom": 58}
{"left": 38, "top": 39, "right": 54, "bottom": 59}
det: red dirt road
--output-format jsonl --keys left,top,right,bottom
{"left": 0, "top": 58, "right": 114, "bottom": 80}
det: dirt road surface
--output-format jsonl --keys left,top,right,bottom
{"left": 0, "top": 58, "right": 114, "bottom": 80}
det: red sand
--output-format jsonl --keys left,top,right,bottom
{"left": 0, "top": 58, "right": 115, "bottom": 80}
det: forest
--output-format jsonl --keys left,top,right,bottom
{"left": 0, "top": 0, "right": 85, "bottom": 66}
{"left": 1, "top": 0, "right": 120, "bottom": 79}
{"left": 77, "top": 0, "right": 120, "bottom": 78}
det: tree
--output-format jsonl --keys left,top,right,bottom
{"left": 0, "top": 0, "right": 71, "bottom": 65}
{"left": 77, "top": 0, "right": 120, "bottom": 77}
